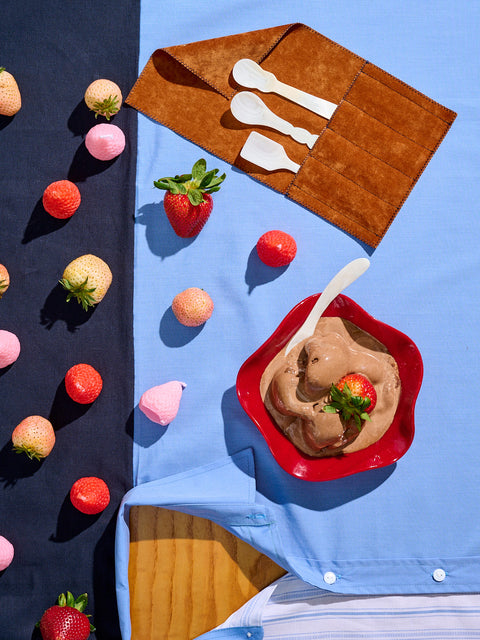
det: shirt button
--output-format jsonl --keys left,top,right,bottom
{"left": 433, "top": 568, "right": 446, "bottom": 582}
{"left": 323, "top": 571, "right": 337, "bottom": 584}
{"left": 246, "top": 633, "right": 252, "bottom": 638}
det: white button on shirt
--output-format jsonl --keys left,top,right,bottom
{"left": 433, "top": 568, "right": 447, "bottom": 582}
{"left": 323, "top": 571, "right": 337, "bottom": 584}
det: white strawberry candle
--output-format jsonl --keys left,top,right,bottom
{"left": 85, "top": 123, "right": 125, "bottom": 161}
{"left": 0, "top": 329, "right": 20, "bottom": 368}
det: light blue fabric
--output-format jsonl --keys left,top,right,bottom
{"left": 119, "top": 1, "right": 480, "bottom": 636}
{"left": 116, "top": 450, "right": 480, "bottom": 638}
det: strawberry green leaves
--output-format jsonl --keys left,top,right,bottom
{"left": 324, "top": 382, "right": 372, "bottom": 432}
{"left": 59, "top": 591, "right": 88, "bottom": 612}
{"left": 154, "top": 158, "right": 226, "bottom": 206}
{"left": 60, "top": 276, "right": 97, "bottom": 311}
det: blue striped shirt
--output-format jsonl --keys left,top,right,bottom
{"left": 196, "top": 573, "right": 480, "bottom": 639}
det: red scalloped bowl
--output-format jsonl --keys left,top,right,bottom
{"left": 236, "top": 294, "right": 423, "bottom": 481}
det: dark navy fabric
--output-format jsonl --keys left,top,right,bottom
{"left": 0, "top": 1, "right": 138, "bottom": 638}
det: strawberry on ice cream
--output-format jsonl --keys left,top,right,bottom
{"left": 0, "top": 329, "right": 20, "bottom": 368}
{"left": 85, "top": 123, "right": 125, "bottom": 161}
{"left": 0, "top": 535, "right": 14, "bottom": 571}
{"left": 139, "top": 381, "right": 186, "bottom": 426}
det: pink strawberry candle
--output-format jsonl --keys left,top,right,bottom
{"left": 85, "top": 123, "right": 125, "bottom": 161}
{"left": 0, "top": 329, "right": 20, "bottom": 368}
{"left": 139, "top": 381, "right": 186, "bottom": 425}
{"left": 0, "top": 535, "right": 14, "bottom": 570}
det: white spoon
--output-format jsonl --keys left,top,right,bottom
{"left": 232, "top": 59, "right": 337, "bottom": 120}
{"left": 231, "top": 91, "right": 318, "bottom": 149}
{"left": 240, "top": 131, "right": 300, "bottom": 173}
{"left": 284, "top": 258, "right": 371, "bottom": 355}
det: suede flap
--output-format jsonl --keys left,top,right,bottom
{"left": 127, "top": 23, "right": 456, "bottom": 247}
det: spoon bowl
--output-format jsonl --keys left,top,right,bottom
{"left": 240, "top": 131, "right": 300, "bottom": 173}
{"left": 233, "top": 59, "right": 276, "bottom": 92}
{"left": 231, "top": 91, "right": 268, "bottom": 125}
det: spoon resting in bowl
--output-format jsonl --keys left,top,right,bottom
{"left": 284, "top": 258, "right": 371, "bottom": 355}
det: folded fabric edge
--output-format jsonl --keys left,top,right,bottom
{"left": 294, "top": 555, "right": 480, "bottom": 595}
{"left": 115, "top": 448, "right": 259, "bottom": 639}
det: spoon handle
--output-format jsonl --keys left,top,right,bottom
{"left": 290, "top": 126, "right": 318, "bottom": 149}
{"left": 263, "top": 110, "right": 318, "bottom": 149}
{"left": 273, "top": 79, "right": 337, "bottom": 120}
{"left": 284, "top": 258, "right": 370, "bottom": 355}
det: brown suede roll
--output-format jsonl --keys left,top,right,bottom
{"left": 127, "top": 23, "right": 456, "bottom": 247}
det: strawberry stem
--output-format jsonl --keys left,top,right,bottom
{"left": 60, "top": 277, "right": 97, "bottom": 311}
{"left": 92, "top": 95, "right": 120, "bottom": 120}
{"left": 154, "top": 158, "right": 226, "bottom": 205}
{"left": 323, "top": 383, "right": 372, "bottom": 432}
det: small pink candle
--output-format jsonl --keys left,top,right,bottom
{"left": 85, "top": 123, "right": 125, "bottom": 161}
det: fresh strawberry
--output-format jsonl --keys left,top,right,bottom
{"left": 0, "top": 67, "right": 21, "bottom": 116}
{"left": 60, "top": 254, "right": 112, "bottom": 311}
{"left": 38, "top": 592, "right": 94, "bottom": 640}
{"left": 154, "top": 158, "right": 226, "bottom": 237}
{"left": 65, "top": 364, "right": 103, "bottom": 404}
{"left": 11, "top": 415, "right": 55, "bottom": 460}
{"left": 0, "top": 263, "right": 10, "bottom": 299}
{"left": 70, "top": 477, "right": 110, "bottom": 515}
{"left": 84, "top": 78, "right": 122, "bottom": 120}
{"left": 172, "top": 287, "right": 214, "bottom": 326}
{"left": 324, "top": 373, "right": 377, "bottom": 431}
{"left": 43, "top": 180, "right": 81, "bottom": 219}
{"left": 256, "top": 230, "right": 297, "bottom": 267}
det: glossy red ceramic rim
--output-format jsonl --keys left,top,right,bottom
{"left": 236, "top": 294, "right": 423, "bottom": 481}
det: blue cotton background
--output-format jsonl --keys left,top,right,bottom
{"left": 131, "top": 0, "right": 479, "bottom": 593}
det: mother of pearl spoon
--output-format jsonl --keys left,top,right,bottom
{"left": 231, "top": 91, "right": 318, "bottom": 149}
{"left": 240, "top": 131, "right": 301, "bottom": 173}
{"left": 232, "top": 58, "right": 337, "bottom": 120}
{"left": 284, "top": 258, "right": 371, "bottom": 355}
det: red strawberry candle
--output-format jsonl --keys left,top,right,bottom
{"left": 65, "top": 363, "right": 103, "bottom": 404}
{"left": 43, "top": 180, "right": 81, "bottom": 219}
{"left": 70, "top": 477, "right": 110, "bottom": 515}
{"left": 256, "top": 230, "right": 297, "bottom": 267}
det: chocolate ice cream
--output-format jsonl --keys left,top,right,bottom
{"left": 260, "top": 316, "right": 401, "bottom": 457}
